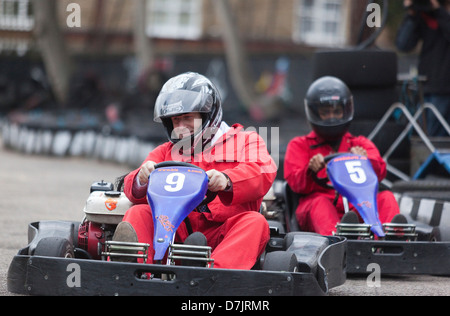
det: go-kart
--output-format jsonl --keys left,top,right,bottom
{"left": 283, "top": 153, "right": 450, "bottom": 276}
{"left": 7, "top": 161, "right": 346, "bottom": 296}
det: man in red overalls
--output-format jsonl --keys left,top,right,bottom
{"left": 284, "top": 76, "right": 401, "bottom": 236}
{"left": 114, "top": 72, "right": 277, "bottom": 270}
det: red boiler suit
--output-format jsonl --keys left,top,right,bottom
{"left": 122, "top": 124, "right": 277, "bottom": 270}
{"left": 284, "top": 131, "right": 400, "bottom": 236}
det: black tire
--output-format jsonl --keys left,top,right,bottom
{"left": 262, "top": 251, "right": 298, "bottom": 272}
{"left": 402, "top": 191, "right": 450, "bottom": 202}
{"left": 312, "top": 50, "right": 398, "bottom": 120}
{"left": 284, "top": 232, "right": 320, "bottom": 249}
{"left": 312, "top": 50, "right": 397, "bottom": 87}
{"left": 429, "top": 227, "right": 441, "bottom": 242}
{"left": 392, "top": 180, "right": 450, "bottom": 193}
{"left": 34, "top": 237, "right": 74, "bottom": 258}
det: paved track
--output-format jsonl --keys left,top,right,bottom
{"left": 0, "top": 142, "right": 448, "bottom": 296}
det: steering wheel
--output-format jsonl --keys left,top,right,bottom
{"left": 154, "top": 161, "right": 218, "bottom": 206}
{"left": 311, "top": 153, "right": 346, "bottom": 189}
{"left": 154, "top": 161, "right": 201, "bottom": 170}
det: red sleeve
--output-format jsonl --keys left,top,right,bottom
{"left": 123, "top": 142, "right": 172, "bottom": 204}
{"left": 219, "top": 130, "right": 277, "bottom": 206}
{"left": 350, "top": 136, "right": 387, "bottom": 181}
{"left": 283, "top": 136, "right": 317, "bottom": 194}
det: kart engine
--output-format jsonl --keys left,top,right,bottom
{"left": 78, "top": 181, "right": 133, "bottom": 259}
{"left": 78, "top": 221, "right": 107, "bottom": 260}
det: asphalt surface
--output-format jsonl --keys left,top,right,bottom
{"left": 0, "top": 140, "right": 449, "bottom": 296}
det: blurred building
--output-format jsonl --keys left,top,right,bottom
{"left": 0, "top": 0, "right": 33, "bottom": 56}
{"left": 0, "top": 0, "right": 389, "bottom": 57}
{"left": 1, "top": 1, "right": 421, "bottom": 180}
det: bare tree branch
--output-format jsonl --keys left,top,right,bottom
{"left": 134, "top": 0, "right": 154, "bottom": 71}
{"left": 212, "top": 0, "right": 282, "bottom": 120}
{"left": 33, "top": 0, "right": 73, "bottom": 106}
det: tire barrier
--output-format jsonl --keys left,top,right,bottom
{"left": 395, "top": 192, "right": 450, "bottom": 241}
{"left": 3, "top": 118, "right": 450, "bottom": 241}
{"left": 312, "top": 49, "right": 398, "bottom": 121}
{"left": 1, "top": 119, "right": 162, "bottom": 169}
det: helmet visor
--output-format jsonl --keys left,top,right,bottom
{"left": 154, "top": 90, "right": 213, "bottom": 122}
{"left": 305, "top": 96, "right": 353, "bottom": 127}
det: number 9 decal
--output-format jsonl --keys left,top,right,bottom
{"left": 164, "top": 173, "right": 186, "bottom": 192}
{"left": 344, "top": 161, "right": 367, "bottom": 184}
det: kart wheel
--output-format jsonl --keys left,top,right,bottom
{"left": 402, "top": 191, "right": 450, "bottom": 202}
{"left": 391, "top": 180, "right": 450, "bottom": 193}
{"left": 262, "top": 251, "right": 298, "bottom": 272}
{"left": 34, "top": 237, "right": 74, "bottom": 258}
{"left": 428, "top": 226, "right": 441, "bottom": 242}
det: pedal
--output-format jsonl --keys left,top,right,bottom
{"left": 383, "top": 223, "right": 418, "bottom": 241}
{"left": 102, "top": 240, "right": 150, "bottom": 263}
{"left": 168, "top": 243, "right": 214, "bottom": 268}
{"left": 335, "top": 223, "right": 373, "bottom": 239}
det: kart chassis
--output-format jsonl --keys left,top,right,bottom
{"left": 8, "top": 162, "right": 346, "bottom": 296}
{"left": 7, "top": 220, "right": 346, "bottom": 296}
{"left": 283, "top": 153, "right": 450, "bottom": 276}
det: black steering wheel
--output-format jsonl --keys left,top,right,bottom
{"left": 311, "top": 153, "right": 347, "bottom": 189}
{"left": 154, "top": 161, "right": 218, "bottom": 206}
{"left": 154, "top": 161, "right": 201, "bottom": 170}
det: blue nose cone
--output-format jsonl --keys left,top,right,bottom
{"left": 371, "top": 224, "right": 385, "bottom": 238}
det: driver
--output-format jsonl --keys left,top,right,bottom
{"left": 284, "top": 76, "right": 401, "bottom": 236}
{"left": 114, "top": 72, "right": 277, "bottom": 269}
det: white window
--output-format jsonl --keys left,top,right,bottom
{"left": 0, "top": 0, "right": 33, "bottom": 31}
{"left": 293, "top": 0, "right": 347, "bottom": 47}
{"left": 147, "top": 0, "right": 203, "bottom": 40}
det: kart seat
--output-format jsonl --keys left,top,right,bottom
{"left": 282, "top": 182, "right": 302, "bottom": 232}
{"left": 115, "top": 173, "right": 128, "bottom": 192}
{"left": 285, "top": 232, "right": 330, "bottom": 275}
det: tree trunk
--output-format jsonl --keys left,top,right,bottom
{"left": 134, "top": 0, "right": 154, "bottom": 71}
{"left": 33, "top": 0, "right": 73, "bottom": 107}
{"left": 212, "top": 0, "right": 281, "bottom": 121}
{"left": 212, "top": 1, "right": 256, "bottom": 110}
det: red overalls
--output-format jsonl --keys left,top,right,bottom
{"left": 284, "top": 131, "right": 400, "bottom": 236}
{"left": 122, "top": 124, "right": 277, "bottom": 269}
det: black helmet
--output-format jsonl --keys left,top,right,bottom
{"left": 154, "top": 72, "right": 223, "bottom": 150}
{"left": 305, "top": 76, "right": 354, "bottom": 141}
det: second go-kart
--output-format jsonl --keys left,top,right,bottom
{"left": 284, "top": 153, "right": 450, "bottom": 276}
{"left": 7, "top": 161, "right": 346, "bottom": 296}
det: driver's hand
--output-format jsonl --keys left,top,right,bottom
{"left": 206, "top": 169, "right": 229, "bottom": 192}
{"left": 404, "top": 0, "right": 413, "bottom": 7}
{"left": 403, "top": 0, "right": 416, "bottom": 15}
{"left": 309, "top": 154, "right": 326, "bottom": 174}
{"left": 138, "top": 161, "right": 157, "bottom": 185}
{"left": 430, "top": 0, "right": 441, "bottom": 10}
{"left": 350, "top": 146, "right": 368, "bottom": 157}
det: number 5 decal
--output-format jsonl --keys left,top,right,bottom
{"left": 344, "top": 161, "right": 367, "bottom": 184}
{"left": 164, "top": 173, "right": 186, "bottom": 192}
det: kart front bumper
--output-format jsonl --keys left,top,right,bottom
{"left": 346, "top": 239, "right": 450, "bottom": 275}
{"left": 8, "top": 250, "right": 344, "bottom": 296}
